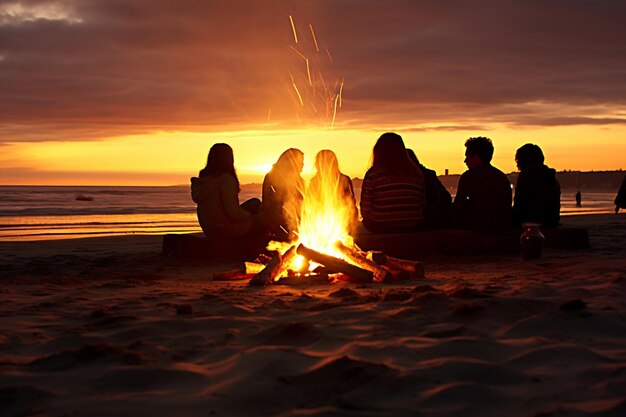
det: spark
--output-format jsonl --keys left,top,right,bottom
{"left": 326, "top": 48, "right": 334, "bottom": 64}
{"left": 331, "top": 94, "right": 339, "bottom": 130}
{"left": 309, "top": 24, "right": 320, "bottom": 52}
{"left": 267, "top": 108, "right": 272, "bottom": 120}
{"left": 280, "top": 225, "right": 289, "bottom": 235}
{"left": 338, "top": 81, "right": 344, "bottom": 108}
{"left": 271, "top": 185, "right": 276, "bottom": 193}
{"left": 289, "top": 15, "right": 298, "bottom": 44}
{"left": 290, "top": 73, "right": 304, "bottom": 107}
{"left": 305, "top": 58, "right": 312, "bottom": 86}
{"left": 289, "top": 45, "right": 308, "bottom": 61}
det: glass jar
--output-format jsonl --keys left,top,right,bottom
{"left": 521, "top": 223, "right": 545, "bottom": 260}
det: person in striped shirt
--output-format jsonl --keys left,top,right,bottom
{"left": 360, "top": 132, "right": 426, "bottom": 233}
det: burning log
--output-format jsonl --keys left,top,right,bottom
{"left": 333, "top": 241, "right": 395, "bottom": 282}
{"left": 296, "top": 244, "right": 373, "bottom": 284}
{"left": 275, "top": 273, "right": 329, "bottom": 286}
{"left": 368, "top": 252, "right": 425, "bottom": 279}
{"left": 249, "top": 245, "right": 297, "bottom": 286}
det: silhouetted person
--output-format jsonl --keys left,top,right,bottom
{"left": 511, "top": 144, "right": 560, "bottom": 228}
{"left": 305, "top": 150, "right": 358, "bottom": 235}
{"left": 191, "top": 143, "right": 266, "bottom": 237}
{"left": 360, "top": 132, "right": 425, "bottom": 233}
{"left": 261, "top": 148, "right": 305, "bottom": 240}
{"left": 575, "top": 191, "right": 582, "bottom": 208}
{"left": 450, "top": 137, "right": 512, "bottom": 232}
{"left": 407, "top": 149, "right": 452, "bottom": 229}
{"left": 615, "top": 175, "right": 626, "bottom": 214}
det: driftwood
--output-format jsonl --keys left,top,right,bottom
{"left": 333, "top": 241, "right": 395, "bottom": 282}
{"left": 369, "top": 251, "right": 425, "bottom": 279}
{"left": 249, "top": 245, "right": 297, "bottom": 286}
{"left": 297, "top": 244, "right": 373, "bottom": 284}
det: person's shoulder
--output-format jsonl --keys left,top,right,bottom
{"left": 363, "top": 167, "right": 379, "bottom": 178}
{"left": 486, "top": 164, "right": 509, "bottom": 179}
{"left": 419, "top": 164, "right": 436, "bottom": 176}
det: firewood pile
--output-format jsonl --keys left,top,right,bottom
{"left": 249, "top": 242, "right": 424, "bottom": 286}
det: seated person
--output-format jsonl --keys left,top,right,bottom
{"left": 261, "top": 148, "right": 305, "bottom": 240}
{"left": 511, "top": 143, "right": 560, "bottom": 228}
{"left": 306, "top": 150, "right": 358, "bottom": 235}
{"left": 615, "top": 175, "right": 626, "bottom": 214}
{"left": 407, "top": 148, "right": 452, "bottom": 229}
{"left": 450, "top": 137, "right": 512, "bottom": 232}
{"left": 191, "top": 143, "right": 266, "bottom": 238}
{"left": 360, "top": 132, "right": 426, "bottom": 233}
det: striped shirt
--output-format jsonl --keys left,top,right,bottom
{"left": 360, "top": 168, "right": 425, "bottom": 232}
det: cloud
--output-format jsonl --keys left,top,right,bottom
{"left": 1, "top": 0, "right": 625, "bottom": 142}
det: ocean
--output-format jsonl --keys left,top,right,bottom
{"left": 0, "top": 185, "right": 619, "bottom": 241}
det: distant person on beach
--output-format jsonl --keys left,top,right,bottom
{"left": 406, "top": 149, "right": 452, "bottom": 229}
{"left": 191, "top": 143, "right": 266, "bottom": 238}
{"left": 576, "top": 191, "right": 582, "bottom": 208}
{"left": 450, "top": 137, "right": 512, "bottom": 232}
{"left": 360, "top": 132, "right": 425, "bottom": 233}
{"left": 511, "top": 144, "right": 561, "bottom": 228}
{"left": 262, "top": 148, "right": 305, "bottom": 240}
{"left": 306, "top": 150, "right": 358, "bottom": 235}
{"left": 615, "top": 175, "right": 626, "bottom": 214}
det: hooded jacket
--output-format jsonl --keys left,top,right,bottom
{"left": 191, "top": 173, "right": 252, "bottom": 237}
{"left": 512, "top": 164, "right": 560, "bottom": 228}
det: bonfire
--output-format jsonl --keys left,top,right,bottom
{"left": 249, "top": 158, "right": 423, "bottom": 286}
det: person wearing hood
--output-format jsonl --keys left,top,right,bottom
{"left": 511, "top": 143, "right": 561, "bottom": 228}
{"left": 191, "top": 143, "right": 266, "bottom": 238}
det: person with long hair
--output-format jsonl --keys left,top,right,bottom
{"left": 306, "top": 150, "right": 358, "bottom": 235}
{"left": 261, "top": 148, "right": 305, "bottom": 240}
{"left": 360, "top": 132, "right": 426, "bottom": 233}
{"left": 191, "top": 143, "right": 265, "bottom": 237}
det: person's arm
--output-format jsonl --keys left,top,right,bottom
{"left": 220, "top": 175, "right": 252, "bottom": 221}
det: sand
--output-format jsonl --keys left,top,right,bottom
{"left": 1, "top": 214, "right": 625, "bottom": 417}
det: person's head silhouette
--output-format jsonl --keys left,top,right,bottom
{"left": 515, "top": 143, "right": 545, "bottom": 171}
{"left": 199, "top": 143, "right": 239, "bottom": 189}
{"left": 464, "top": 137, "right": 494, "bottom": 169}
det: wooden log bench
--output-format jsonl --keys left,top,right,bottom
{"left": 162, "top": 233, "right": 270, "bottom": 261}
{"left": 354, "top": 226, "right": 589, "bottom": 260}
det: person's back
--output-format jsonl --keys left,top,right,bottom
{"left": 261, "top": 148, "right": 305, "bottom": 238}
{"left": 306, "top": 150, "right": 358, "bottom": 235}
{"left": 615, "top": 175, "right": 626, "bottom": 213}
{"left": 360, "top": 133, "right": 426, "bottom": 233}
{"left": 451, "top": 137, "right": 512, "bottom": 232}
{"left": 511, "top": 144, "right": 560, "bottom": 228}
{"left": 191, "top": 143, "right": 258, "bottom": 238}
{"left": 192, "top": 173, "right": 253, "bottom": 237}
{"left": 407, "top": 149, "right": 452, "bottom": 229}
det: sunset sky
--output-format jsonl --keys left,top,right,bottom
{"left": 1, "top": 0, "right": 625, "bottom": 185}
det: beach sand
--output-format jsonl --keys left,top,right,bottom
{"left": 1, "top": 214, "right": 625, "bottom": 417}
